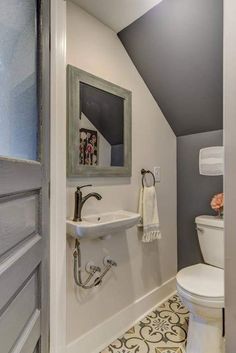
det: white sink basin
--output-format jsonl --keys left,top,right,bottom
{"left": 66, "top": 210, "right": 140, "bottom": 240}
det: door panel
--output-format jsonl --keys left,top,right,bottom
{"left": 0, "top": 274, "right": 38, "bottom": 353}
{"left": 0, "top": 160, "right": 41, "bottom": 195}
{"left": 0, "top": 1, "right": 50, "bottom": 352}
{"left": 0, "top": 236, "right": 42, "bottom": 312}
{"left": 0, "top": 192, "right": 38, "bottom": 257}
{"left": 11, "top": 310, "right": 41, "bottom": 353}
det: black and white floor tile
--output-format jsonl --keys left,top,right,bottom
{"left": 101, "top": 294, "right": 189, "bottom": 353}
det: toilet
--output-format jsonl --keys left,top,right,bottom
{"left": 176, "top": 215, "right": 224, "bottom": 353}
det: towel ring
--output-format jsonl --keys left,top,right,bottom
{"left": 141, "top": 169, "right": 155, "bottom": 187}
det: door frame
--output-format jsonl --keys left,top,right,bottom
{"left": 50, "top": 0, "right": 67, "bottom": 352}
{"left": 49, "top": 0, "right": 236, "bottom": 352}
{"left": 40, "top": 0, "right": 51, "bottom": 351}
{"left": 224, "top": 0, "right": 236, "bottom": 352}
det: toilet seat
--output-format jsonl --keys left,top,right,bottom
{"left": 176, "top": 263, "right": 224, "bottom": 308}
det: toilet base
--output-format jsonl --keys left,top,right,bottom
{"left": 186, "top": 312, "right": 224, "bottom": 353}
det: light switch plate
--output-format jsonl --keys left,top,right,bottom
{"left": 154, "top": 166, "right": 161, "bottom": 182}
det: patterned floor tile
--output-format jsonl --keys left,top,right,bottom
{"left": 101, "top": 295, "right": 189, "bottom": 353}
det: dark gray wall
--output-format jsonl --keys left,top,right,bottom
{"left": 80, "top": 82, "right": 124, "bottom": 145}
{"left": 119, "top": 0, "right": 223, "bottom": 136}
{"left": 111, "top": 144, "right": 124, "bottom": 166}
{"left": 118, "top": 0, "right": 224, "bottom": 269}
{"left": 177, "top": 130, "right": 223, "bottom": 269}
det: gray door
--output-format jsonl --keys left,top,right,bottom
{"left": 0, "top": 1, "right": 50, "bottom": 353}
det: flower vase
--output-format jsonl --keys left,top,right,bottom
{"left": 217, "top": 208, "right": 224, "bottom": 218}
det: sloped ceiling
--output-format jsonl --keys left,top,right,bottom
{"left": 71, "top": 0, "right": 164, "bottom": 33}
{"left": 119, "top": 0, "right": 223, "bottom": 136}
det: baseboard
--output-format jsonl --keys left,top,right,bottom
{"left": 66, "top": 276, "right": 176, "bottom": 353}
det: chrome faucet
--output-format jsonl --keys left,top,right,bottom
{"left": 73, "top": 184, "right": 102, "bottom": 222}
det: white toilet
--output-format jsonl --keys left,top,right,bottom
{"left": 176, "top": 215, "right": 224, "bottom": 353}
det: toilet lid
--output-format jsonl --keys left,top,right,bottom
{"left": 176, "top": 263, "right": 224, "bottom": 298}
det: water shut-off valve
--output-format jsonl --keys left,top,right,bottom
{"left": 73, "top": 240, "right": 117, "bottom": 289}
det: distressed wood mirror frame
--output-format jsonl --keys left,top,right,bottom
{"left": 67, "top": 65, "right": 132, "bottom": 177}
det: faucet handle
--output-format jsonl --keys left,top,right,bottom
{"left": 103, "top": 256, "right": 117, "bottom": 267}
{"left": 76, "top": 184, "right": 92, "bottom": 191}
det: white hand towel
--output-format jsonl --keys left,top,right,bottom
{"left": 138, "top": 186, "right": 161, "bottom": 242}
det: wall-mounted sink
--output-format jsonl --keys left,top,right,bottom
{"left": 66, "top": 210, "right": 140, "bottom": 240}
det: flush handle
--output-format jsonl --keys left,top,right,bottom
{"left": 196, "top": 226, "right": 204, "bottom": 232}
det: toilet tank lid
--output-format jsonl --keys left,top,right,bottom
{"left": 195, "top": 215, "right": 224, "bottom": 228}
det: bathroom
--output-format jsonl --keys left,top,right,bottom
{"left": 0, "top": 0, "right": 236, "bottom": 353}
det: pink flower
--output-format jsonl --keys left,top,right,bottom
{"left": 86, "top": 143, "right": 94, "bottom": 154}
{"left": 211, "top": 193, "right": 224, "bottom": 213}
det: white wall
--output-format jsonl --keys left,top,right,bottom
{"left": 66, "top": 1, "right": 177, "bottom": 350}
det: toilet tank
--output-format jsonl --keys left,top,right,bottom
{"left": 195, "top": 215, "right": 224, "bottom": 269}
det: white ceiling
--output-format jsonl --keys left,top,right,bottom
{"left": 71, "top": 0, "right": 163, "bottom": 33}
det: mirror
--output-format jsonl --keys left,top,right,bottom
{"left": 67, "top": 65, "right": 132, "bottom": 177}
{"left": 80, "top": 82, "right": 124, "bottom": 167}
